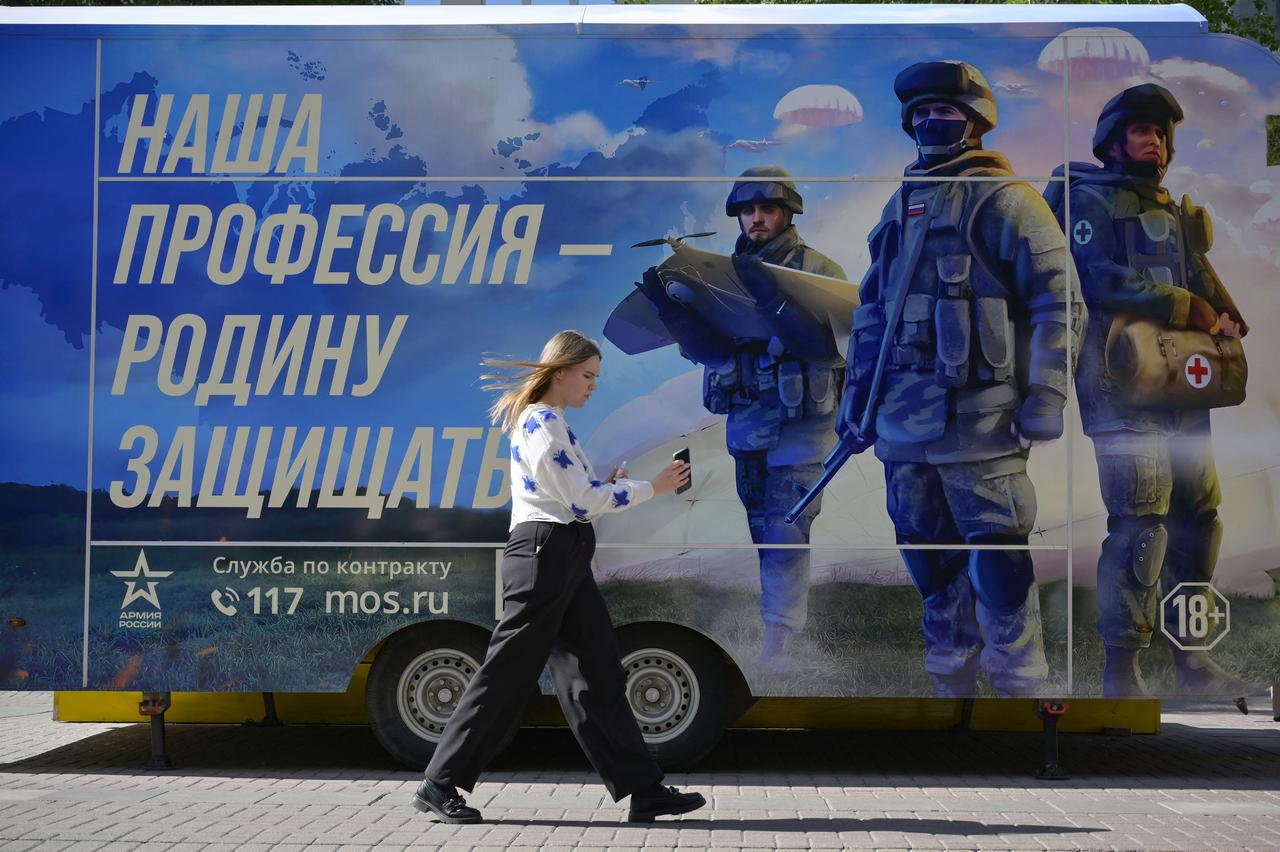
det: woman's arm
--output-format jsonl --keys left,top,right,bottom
{"left": 519, "top": 408, "right": 655, "bottom": 520}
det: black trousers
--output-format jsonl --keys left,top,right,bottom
{"left": 424, "top": 520, "right": 663, "bottom": 801}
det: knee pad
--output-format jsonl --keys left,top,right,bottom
{"left": 899, "top": 540, "right": 965, "bottom": 600}
{"left": 1132, "top": 523, "right": 1167, "bottom": 588}
{"left": 1108, "top": 516, "right": 1167, "bottom": 588}
{"left": 966, "top": 535, "right": 1035, "bottom": 613}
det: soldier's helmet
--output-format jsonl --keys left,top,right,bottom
{"left": 1092, "top": 83, "right": 1183, "bottom": 164}
{"left": 725, "top": 166, "right": 804, "bottom": 217}
{"left": 894, "top": 60, "right": 997, "bottom": 138}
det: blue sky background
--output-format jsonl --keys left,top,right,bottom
{"left": 2, "top": 24, "right": 1277, "bottom": 516}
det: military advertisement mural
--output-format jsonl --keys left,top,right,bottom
{"left": 1, "top": 10, "right": 1278, "bottom": 708}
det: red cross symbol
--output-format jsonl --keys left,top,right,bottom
{"left": 1185, "top": 355, "right": 1212, "bottom": 389}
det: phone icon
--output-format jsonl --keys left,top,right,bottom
{"left": 211, "top": 588, "right": 239, "bottom": 616}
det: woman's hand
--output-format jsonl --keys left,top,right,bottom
{"left": 652, "top": 460, "right": 692, "bottom": 496}
{"left": 606, "top": 461, "right": 628, "bottom": 484}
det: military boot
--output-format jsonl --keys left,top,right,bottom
{"left": 1102, "top": 645, "right": 1150, "bottom": 697}
{"left": 920, "top": 565, "right": 982, "bottom": 697}
{"left": 1169, "top": 648, "right": 1244, "bottom": 696}
{"left": 756, "top": 622, "right": 793, "bottom": 673}
{"left": 899, "top": 546, "right": 982, "bottom": 696}
{"left": 970, "top": 545, "right": 1048, "bottom": 697}
{"left": 977, "top": 587, "right": 1050, "bottom": 697}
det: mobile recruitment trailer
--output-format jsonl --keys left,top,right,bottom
{"left": 2, "top": 4, "right": 1278, "bottom": 770}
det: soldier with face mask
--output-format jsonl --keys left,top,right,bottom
{"left": 1053, "top": 84, "right": 1246, "bottom": 697}
{"left": 637, "top": 167, "right": 845, "bottom": 669}
{"left": 838, "top": 61, "right": 1086, "bottom": 697}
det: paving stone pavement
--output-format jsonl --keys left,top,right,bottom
{"left": 2, "top": 690, "right": 1279, "bottom": 851}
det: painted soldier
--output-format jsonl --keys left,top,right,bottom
{"left": 839, "top": 61, "right": 1085, "bottom": 697}
{"left": 638, "top": 166, "right": 845, "bottom": 669}
{"left": 1059, "top": 84, "right": 1246, "bottom": 697}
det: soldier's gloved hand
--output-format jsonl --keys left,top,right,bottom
{"left": 1011, "top": 387, "right": 1066, "bottom": 449}
{"left": 636, "top": 267, "right": 670, "bottom": 309}
{"left": 733, "top": 255, "right": 781, "bottom": 309}
{"left": 1188, "top": 294, "right": 1221, "bottom": 335}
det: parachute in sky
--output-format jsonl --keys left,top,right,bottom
{"left": 1038, "top": 27, "right": 1150, "bottom": 80}
{"left": 773, "top": 84, "right": 863, "bottom": 128}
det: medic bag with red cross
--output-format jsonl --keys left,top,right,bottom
{"left": 1103, "top": 316, "right": 1246, "bottom": 410}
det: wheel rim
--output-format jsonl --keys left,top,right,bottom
{"left": 621, "top": 646, "right": 700, "bottom": 744}
{"left": 395, "top": 647, "right": 482, "bottom": 742}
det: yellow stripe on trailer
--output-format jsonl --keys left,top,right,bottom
{"left": 56, "top": 678, "right": 1158, "bottom": 735}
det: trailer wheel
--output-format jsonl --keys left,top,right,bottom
{"left": 618, "top": 625, "right": 730, "bottom": 769}
{"left": 366, "top": 623, "right": 489, "bottom": 769}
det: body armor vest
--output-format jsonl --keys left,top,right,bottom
{"left": 1118, "top": 202, "right": 1188, "bottom": 290}
{"left": 887, "top": 178, "right": 1017, "bottom": 389}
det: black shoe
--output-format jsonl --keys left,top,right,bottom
{"left": 411, "top": 779, "right": 482, "bottom": 824}
{"left": 626, "top": 785, "right": 706, "bottom": 823}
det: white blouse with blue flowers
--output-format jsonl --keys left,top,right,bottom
{"left": 508, "top": 403, "right": 655, "bottom": 530}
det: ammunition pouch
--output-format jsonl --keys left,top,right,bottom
{"left": 935, "top": 297, "right": 970, "bottom": 388}
{"left": 754, "top": 352, "right": 778, "bottom": 397}
{"left": 778, "top": 360, "right": 804, "bottom": 419}
{"left": 703, "top": 358, "right": 740, "bottom": 415}
{"left": 885, "top": 292, "right": 932, "bottom": 372}
{"left": 777, "top": 360, "right": 837, "bottom": 419}
{"left": 705, "top": 351, "right": 835, "bottom": 421}
{"left": 931, "top": 254, "right": 980, "bottom": 388}
{"left": 806, "top": 363, "right": 836, "bottom": 416}
{"left": 1104, "top": 315, "right": 1247, "bottom": 410}
{"left": 1138, "top": 208, "right": 1174, "bottom": 243}
{"left": 975, "top": 297, "right": 1014, "bottom": 383}
{"left": 899, "top": 293, "right": 936, "bottom": 347}
{"left": 1181, "top": 194, "right": 1213, "bottom": 254}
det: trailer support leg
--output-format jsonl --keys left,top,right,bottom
{"left": 955, "top": 697, "right": 975, "bottom": 732}
{"left": 139, "top": 692, "right": 172, "bottom": 770}
{"left": 261, "top": 692, "right": 283, "bottom": 727}
{"left": 1034, "top": 699, "right": 1069, "bottom": 781}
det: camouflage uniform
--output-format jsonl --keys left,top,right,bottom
{"left": 842, "top": 61, "right": 1086, "bottom": 697}
{"left": 1057, "top": 84, "right": 1247, "bottom": 696}
{"left": 640, "top": 168, "right": 845, "bottom": 655}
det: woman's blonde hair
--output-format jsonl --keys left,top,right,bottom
{"left": 482, "top": 330, "right": 602, "bottom": 433}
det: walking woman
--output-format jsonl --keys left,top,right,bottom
{"left": 412, "top": 330, "right": 705, "bottom": 824}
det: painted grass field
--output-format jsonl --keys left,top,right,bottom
{"left": 605, "top": 577, "right": 1279, "bottom": 698}
{"left": 4, "top": 477, "right": 1277, "bottom": 697}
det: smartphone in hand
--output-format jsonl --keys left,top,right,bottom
{"left": 672, "top": 447, "right": 692, "bottom": 494}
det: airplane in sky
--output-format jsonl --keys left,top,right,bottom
{"left": 724, "top": 138, "right": 783, "bottom": 153}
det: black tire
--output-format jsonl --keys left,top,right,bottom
{"left": 366, "top": 622, "right": 490, "bottom": 769}
{"left": 616, "top": 624, "right": 731, "bottom": 770}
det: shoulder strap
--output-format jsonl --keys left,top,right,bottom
{"left": 1075, "top": 182, "right": 1111, "bottom": 211}
{"left": 960, "top": 170, "right": 1017, "bottom": 294}
{"left": 778, "top": 243, "right": 806, "bottom": 270}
